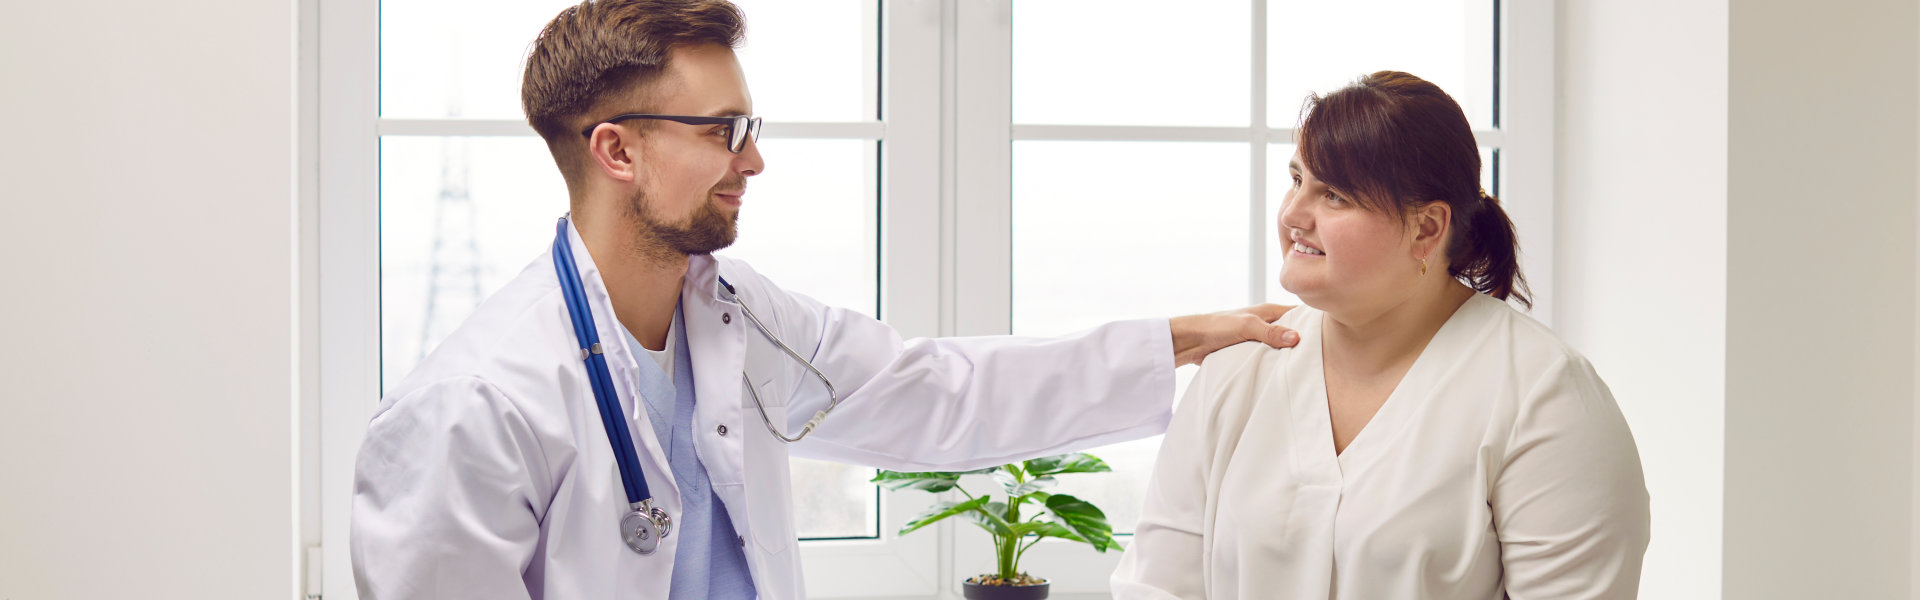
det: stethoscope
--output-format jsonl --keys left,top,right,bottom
{"left": 551, "top": 217, "right": 843, "bottom": 555}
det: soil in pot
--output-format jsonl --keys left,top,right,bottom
{"left": 962, "top": 573, "right": 1050, "bottom": 600}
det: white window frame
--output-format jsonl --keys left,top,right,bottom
{"left": 312, "top": 1, "right": 1553, "bottom": 598}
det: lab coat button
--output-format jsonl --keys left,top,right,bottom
{"left": 717, "top": 424, "right": 728, "bottom": 436}
{"left": 722, "top": 313, "right": 732, "bottom": 324}
{"left": 738, "top": 535, "right": 745, "bottom": 547}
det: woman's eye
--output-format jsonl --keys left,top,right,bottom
{"left": 1290, "top": 176, "right": 1302, "bottom": 188}
{"left": 1326, "top": 192, "right": 1347, "bottom": 206}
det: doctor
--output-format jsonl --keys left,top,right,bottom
{"left": 350, "top": 1, "right": 1299, "bottom": 598}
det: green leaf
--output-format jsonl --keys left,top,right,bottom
{"left": 1014, "top": 490, "right": 1053, "bottom": 508}
{"left": 899, "top": 496, "right": 990, "bottom": 536}
{"left": 964, "top": 501, "right": 1015, "bottom": 535}
{"left": 988, "top": 468, "right": 1020, "bottom": 492}
{"left": 1005, "top": 476, "right": 1057, "bottom": 498}
{"left": 871, "top": 470, "right": 962, "bottom": 493}
{"left": 1008, "top": 520, "right": 1079, "bottom": 541}
{"left": 1024, "top": 453, "right": 1112, "bottom": 477}
{"left": 1045, "top": 494, "right": 1119, "bottom": 553}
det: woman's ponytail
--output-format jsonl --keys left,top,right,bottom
{"left": 1451, "top": 189, "right": 1531, "bottom": 307}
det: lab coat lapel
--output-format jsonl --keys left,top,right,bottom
{"left": 679, "top": 255, "right": 746, "bottom": 485}
{"left": 562, "top": 220, "right": 682, "bottom": 515}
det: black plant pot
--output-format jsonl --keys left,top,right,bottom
{"left": 962, "top": 579, "right": 1050, "bottom": 600}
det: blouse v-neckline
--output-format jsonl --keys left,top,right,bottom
{"left": 1290, "top": 294, "right": 1491, "bottom": 475}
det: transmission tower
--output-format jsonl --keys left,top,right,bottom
{"left": 415, "top": 69, "right": 484, "bottom": 360}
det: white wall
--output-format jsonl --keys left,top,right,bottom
{"left": 1556, "top": 1, "right": 1729, "bottom": 598}
{"left": 0, "top": 0, "right": 301, "bottom": 598}
{"left": 1562, "top": 1, "right": 1920, "bottom": 598}
{"left": 1724, "top": 1, "right": 1917, "bottom": 598}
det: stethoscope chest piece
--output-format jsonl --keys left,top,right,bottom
{"left": 621, "top": 506, "right": 672, "bottom": 555}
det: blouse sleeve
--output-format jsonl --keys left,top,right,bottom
{"left": 1492, "top": 354, "right": 1652, "bottom": 599}
{"left": 1110, "top": 346, "right": 1251, "bottom": 599}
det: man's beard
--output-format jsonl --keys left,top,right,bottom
{"left": 624, "top": 183, "right": 740, "bottom": 256}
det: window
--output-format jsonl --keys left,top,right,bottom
{"left": 319, "top": 1, "right": 1551, "bottom": 597}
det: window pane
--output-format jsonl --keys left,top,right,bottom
{"left": 732, "top": 0, "right": 878, "bottom": 122}
{"left": 380, "top": 0, "right": 580, "bottom": 119}
{"left": 380, "top": 0, "right": 878, "bottom": 122}
{"left": 1264, "top": 144, "right": 1497, "bottom": 303}
{"left": 379, "top": 137, "right": 881, "bottom": 539}
{"left": 1014, "top": 0, "right": 1252, "bottom": 126}
{"left": 790, "top": 458, "right": 879, "bottom": 539}
{"left": 1012, "top": 140, "right": 1249, "bottom": 533}
{"left": 379, "top": 136, "right": 568, "bottom": 391}
{"left": 717, "top": 139, "right": 879, "bottom": 319}
{"left": 1267, "top": 0, "right": 1495, "bottom": 130}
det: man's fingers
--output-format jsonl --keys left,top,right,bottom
{"left": 1241, "top": 316, "right": 1301, "bottom": 349}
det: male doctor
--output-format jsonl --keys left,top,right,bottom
{"left": 351, "top": 1, "right": 1299, "bottom": 598}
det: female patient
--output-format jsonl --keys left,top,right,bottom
{"left": 1111, "top": 71, "right": 1650, "bottom": 599}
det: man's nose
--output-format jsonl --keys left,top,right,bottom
{"left": 736, "top": 136, "right": 766, "bottom": 176}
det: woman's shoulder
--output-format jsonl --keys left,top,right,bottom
{"left": 1193, "top": 302, "right": 1320, "bottom": 394}
{"left": 1457, "top": 294, "right": 1620, "bottom": 422}
{"left": 1276, "top": 301, "right": 1319, "bottom": 331}
{"left": 1459, "top": 294, "right": 1592, "bottom": 370}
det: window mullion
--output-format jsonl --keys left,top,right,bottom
{"left": 316, "top": 0, "right": 380, "bottom": 597}
{"left": 1251, "top": 0, "right": 1269, "bottom": 305}
{"left": 954, "top": 0, "right": 1014, "bottom": 338}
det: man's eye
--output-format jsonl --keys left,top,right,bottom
{"left": 710, "top": 127, "right": 730, "bottom": 137}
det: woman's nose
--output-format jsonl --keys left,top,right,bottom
{"left": 1278, "top": 194, "right": 1307, "bottom": 231}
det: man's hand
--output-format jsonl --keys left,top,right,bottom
{"left": 1170, "top": 304, "right": 1300, "bottom": 366}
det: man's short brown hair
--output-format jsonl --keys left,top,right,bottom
{"left": 521, "top": 0, "right": 745, "bottom": 177}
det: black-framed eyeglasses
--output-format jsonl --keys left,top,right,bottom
{"left": 581, "top": 113, "right": 763, "bottom": 153}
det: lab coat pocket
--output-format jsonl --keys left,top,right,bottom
{"left": 742, "top": 373, "right": 788, "bottom": 410}
{"left": 743, "top": 405, "right": 798, "bottom": 555}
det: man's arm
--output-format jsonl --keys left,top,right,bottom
{"left": 719, "top": 260, "right": 1298, "bottom": 472}
{"left": 352, "top": 378, "right": 548, "bottom": 600}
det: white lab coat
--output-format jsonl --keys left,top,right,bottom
{"left": 351, "top": 221, "right": 1175, "bottom": 599}
{"left": 1110, "top": 293, "right": 1650, "bottom": 599}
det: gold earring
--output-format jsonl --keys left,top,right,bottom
{"left": 1419, "top": 258, "right": 1429, "bottom": 276}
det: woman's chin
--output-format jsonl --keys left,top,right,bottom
{"left": 1279, "top": 278, "right": 1336, "bottom": 311}
{"left": 1278, "top": 275, "right": 1316, "bottom": 299}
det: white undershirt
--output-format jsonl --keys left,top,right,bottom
{"left": 624, "top": 308, "right": 678, "bottom": 385}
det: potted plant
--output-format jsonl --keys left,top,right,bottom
{"left": 872, "top": 453, "right": 1120, "bottom": 600}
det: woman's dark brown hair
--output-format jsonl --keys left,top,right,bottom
{"left": 1297, "top": 70, "right": 1531, "bottom": 307}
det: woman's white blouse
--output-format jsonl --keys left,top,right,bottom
{"left": 1111, "top": 293, "right": 1650, "bottom": 599}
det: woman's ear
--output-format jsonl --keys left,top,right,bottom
{"left": 1410, "top": 201, "right": 1453, "bottom": 258}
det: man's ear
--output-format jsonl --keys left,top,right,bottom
{"left": 584, "top": 124, "right": 641, "bottom": 184}
{"left": 1411, "top": 201, "right": 1453, "bottom": 257}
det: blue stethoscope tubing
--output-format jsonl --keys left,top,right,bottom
{"left": 551, "top": 215, "right": 848, "bottom": 554}
{"left": 553, "top": 217, "right": 669, "bottom": 555}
